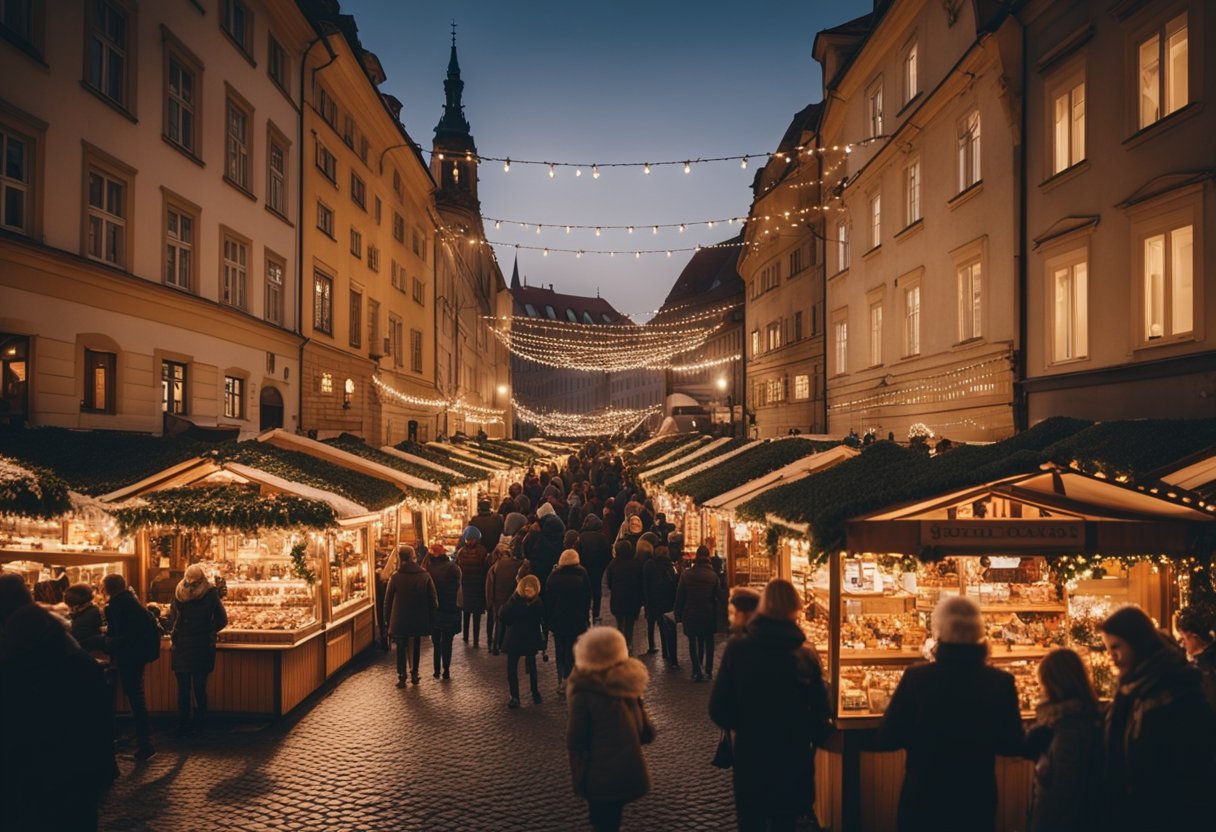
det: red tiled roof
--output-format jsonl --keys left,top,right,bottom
{"left": 509, "top": 281, "right": 629, "bottom": 325}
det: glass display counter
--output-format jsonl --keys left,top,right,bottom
{"left": 0, "top": 513, "right": 135, "bottom": 602}
{"left": 328, "top": 528, "right": 370, "bottom": 617}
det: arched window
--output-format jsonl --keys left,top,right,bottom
{"left": 545, "top": 305, "right": 557, "bottom": 319}
{"left": 582, "top": 311, "right": 594, "bottom": 324}
{"left": 601, "top": 313, "right": 612, "bottom": 323}
{"left": 524, "top": 303, "right": 537, "bottom": 317}
{"left": 565, "top": 308, "right": 578, "bottom": 322}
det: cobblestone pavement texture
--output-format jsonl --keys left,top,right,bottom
{"left": 99, "top": 626, "right": 792, "bottom": 831}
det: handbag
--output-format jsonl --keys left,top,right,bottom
{"left": 711, "top": 729, "right": 733, "bottom": 769}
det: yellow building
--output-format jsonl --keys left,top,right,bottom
{"left": 0, "top": 0, "right": 310, "bottom": 434}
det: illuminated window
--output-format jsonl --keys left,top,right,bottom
{"left": 161, "top": 360, "right": 187, "bottom": 415}
{"left": 1139, "top": 14, "right": 1188, "bottom": 129}
{"left": 904, "top": 159, "right": 921, "bottom": 226}
{"left": 320, "top": 372, "right": 333, "bottom": 394}
{"left": 958, "top": 109, "right": 981, "bottom": 191}
{"left": 1052, "top": 81, "right": 1085, "bottom": 174}
{"left": 867, "top": 77, "right": 884, "bottom": 137}
{"left": 1051, "top": 255, "right": 1088, "bottom": 362}
{"left": 223, "top": 376, "right": 244, "bottom": 419}
{"left": 869, "top": 301, "right": 883, "bottom": 366}
{"left": 903, "top": 283, "right": 921, "bottom": 357}
{"left": 903, "top": 42, "right": 918, "bottom": 104}
{"left": 1142, "top": 224, "right": 1193, "bottom": 341}
{"left": 957, "top": 260, "right": 982, "bottom": 341}
{"left": 82, "top": 349, "right": 115, "bottom": 413}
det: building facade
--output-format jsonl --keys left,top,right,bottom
{"left": 739, "top": 105, "right": 828, "bottom": 438}
{"left": 815, "top": 1, "right": 1022, "bottom": 443}
{"left": 0, "top": 0, "right": 309, "bottom": 435}
{"left": 1020, "top": 0, "right": 1216, "bottom": 422}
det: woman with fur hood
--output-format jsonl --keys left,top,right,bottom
{"left": 499, "top": 574, "right": 545, "bottom": 708}
{"left": 566, "top": 626, "right": 655, "bottom": 832}
{"left": 168, "top": 564, "right": 228, "bottom": 734}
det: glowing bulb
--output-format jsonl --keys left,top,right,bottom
{"left": 627, "top": 226, "right": 634, "bottom": 234}
{"left": 679, "top": 224, "right": 685, "bottom": 233}
{"left": 503, "top": 158, "right": 511, "bottom": 173}
{"left": 576, "top": 250, "right": 583, "bottom": 259}
{"left": 741, "top": 156, "right": 748, "bottom": 169}
{"left": 683, "top": 161, "right": 691, "bottom": 174}
{"left": 652, "top": 226, "right": 658, "bottom": 235}
{"left": 592, "top": 165, "right": 600, "bottom": 179}
{"left": 595, "top": 227, "right": 601, "bottom": 237}
{"left": 643, "top": 163, "right": 651, "bottom": 175}
{"left": 438, "top": 153, "right": 445, "bottom": 161}
{"left": 494, "top": 221, "right": 501, "bottom": 230}
{"left": 845, "top": 145, "right": 853, "bottom": 154}
{"left": 565, "top": 225, "right": 571, "bottom": 235}
{"left": 707, "top": 221, "right": 714, "bottom": 228}
{"left": 575, "top": 167, "right": 582, "bottom": 177}
{"left": 536, "top": 225, "right": 542, "bottom": 235}
{"left": 635, "top": 251, "right": 640, "bottom": 259}
{"left": 543, "top": 248, "right": 549, "bottom": 256}
{"left": 548, "top": 164, "right": 555, "bottom": 179}
{"left": 666, "top": 250, "right": 672, "bottom": 257}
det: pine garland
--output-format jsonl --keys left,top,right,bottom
{"left": 114, "top": 485, "right": 337, "bottom": 534}
{"left": 218, "top": 442, "right": 402, "bottom": 511}
{"left": 289, "top": 541, "right": 317, "bottom": 585}
{"left": 395, "top": 441, "right": 496, "bottom": 479}
{"left": 667, "top": 439, "right": 838, "bottom": 504}
{"left": 0, "top": 456, "right": 72, "bottom": 519}
{"left": 323, "top": 434, "right": 470, "bottom": 493}
{"left": 645, "top": 437, "right": 750, "bottom": 486}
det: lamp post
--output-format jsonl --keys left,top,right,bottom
{"left": 716, "top": 376, "right": 733, "bottom": 437}
{"left": 497, "top": 383, "right": 511, "bottom": 439}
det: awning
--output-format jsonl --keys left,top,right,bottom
{"left": 704, "top": 445, "right": 859, "bottom": 511}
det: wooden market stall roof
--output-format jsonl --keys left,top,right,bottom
{"left": 425, "top": 441, "right": 518, "bottom": 471}
{"left": 258, "top": 430, "right": 443, "bottom": 501}
{"left": 665, "top": 436, "right": 839, "bottom": 505}
{"left": 1153, "top": 446, "right": 1216, "bottom": 497}
{"left": 640, "top": 434, "right": 715, "bottom": 473}
{"left": 703, "top": 445, "right": 859, "bottom": 511}
{"left": 0, "top": 454, "right": 72, "bottom": 519}
{"left": 646, "top": 437, "right": 752, "bottom": 488}
{"left": 391, "top": 441, "right": 496, "bottom": 478}
{"left": 627, "top": 433, "right": 710, "bottom": 467}
{"left": 640, "top": 436, "right": 735, "bottom": 482}
{"left": 846, "top": 468, "right": 1215, "bottom": 557}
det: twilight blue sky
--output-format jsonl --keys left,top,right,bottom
{"left": 342, "top": 0, "right": 872, "bottom": 320}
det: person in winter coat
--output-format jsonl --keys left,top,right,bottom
{"left": 470, "top": 498, "right": 505, "bottom": 552}
{"left": 579, "top": 513, "right": 612, "bottom": 623}
{"left": 605, "top": 539, "right": 644, "bottom": 656}
{"left": 1021, "top": 648, "right": 1103, "bottom": 832}
{"left": 617, "top": 513, "right": 644, "bottom": 548}
{"left": 383, "top": 546, "right": 437, "bottom": 687}
{"left": 101, "top": 573, "right": 160, "bottom": 760}
{"left": 879, "top": 596, "right": 1025, "bottom": 832}
{"left": 499, "top": 574, "right": 545, "bottom": 707}
{"left": 486, "top": 543, "right": 521, "bottom": 655}
{"left": 526, "top": 502, "right": 567, "bottom": 660}
{"left": 64, "top": 583, "right": 104, "bottom": 651}
{"left": 1175, "top": 603, "right": 1216, "bottom": 710}
{"left": 426, "top": 543, "right": 462, "bottom": 679}
{"left": 375, "top": 547, "right": 400, "bottom": 650}
{"left": 674, "top": 546, "right": 722, "bottom": 681}
{"left": 1099, "top": 605, "right": 1216, "bottom": 830}
{"left": 566, "top": 626, "right": 655, "bottom": 832}
{"left": 167, "top": 565, "right": 228, "bottom": 735}
{"left": 642, "top": 545, "right": 678, "bottom": 659}
{"left": 0, "top": 574, "right": 117, "bottom": 832}
{"left": 710, "top": 579, "right": 832, "bottom": 832}
{"left": 547, "top": 549, "right": 592, "bottom": 693}
{"left": 456, "top": 526, "right": 489, "bottom": 648}
{"left": 728, "top": 587, "right": 761, "bottom": 637}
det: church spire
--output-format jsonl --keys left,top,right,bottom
{"left": 510, "top": 255, "right": 521, "bottom": 291}
{"left": 435, "top": 20, "right": 471, "bottom": 141}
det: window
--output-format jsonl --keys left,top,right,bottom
{"left": 223, "top": 376, "right": 244, "bottom": 419}
{"left": 165, "top": 49, "right": 199, "bottom": 156}
{"left": 766, "top": 322, "right": 781, "bottom": 351}
{"left": 316, "top": 201, "right": 334, "bottom": 238}
{"left": 544, "top": 305, "right": 557, "bottom": 320}
{"left": 565, "top": 308, "right": 578, "bottom": 323}
{"left": 836, "top": 221, "right": 849, "bottom": 271}
{"left": 161, "top": 360, "right": 186, "bottom": 415}
{"left": 221, "top": 0, "right": 252, "bottom": 57}
{"left": 390, "top": 260, "right": 405, "bottom": 291}
{"left": 264, "top": 254, "right": 284, "bottom": 325}
{"left": 224, "top": 96, "right": 251, "bottom": 191}
{"left": 1138, "top": 14, "right": 1188, "bottom": 129}
{"left": 751, "top": 329, "right": 760, "bottom": 357}
{"left": 2, "top": 0, "right": 36, "bottom": 50}
{"left": 373, "top": 195, "right": 382, "bottom": 224}
{"left": 267, "top": 35, "right": 288, "bottom": 91}
{"left": 350, "top": 171, "right": 366, "bottom": 210}
{"left": 903, "top": 42, "right": 919, "bottom": 105}
{"left": 391, "top": 169, "right": 402, "bottom": 199}
{"left": 411, "top": 229, "right": 421, "bottom": 257}
{"left": 1051, "top": 256, "right": 1089, "bottom": 361}
{"left": 794, "top": 374, "right": 810, "bottom": 401}
{"left": 367, "top": 244, "right": 379, "bottom": 272}
{"left": 789, "top": 247, "right": 803, "bottom": 276}
{"left": 221, "top": 231, "right": 248, "bottom": 309}
{"left": 267, "top": 134, "right": 287, "bottom": 215}
{"left": 388, "top": 314, "right": 403, "bottom": 367}
{"left": 767, "top": 378, "right": 784, "bottom": 404}
{"left": 1, "top": 125, "right": 31, "bottom": 233}
{"left": 164, "top": 203, "right": 194, "bottom": 291}
{"left": 86, "top": 0, "right": 130, "bottom": 110}
{"left": 82, "top": 349, "right": 115, "bottom": 413}
{"left": 316, "top": 84, "right": 336, "bottom": 127}
{"left": 904, "top": 283, "right": 921, "bottom": 357}
{"left": 85, "top": 161, "right": 128, "bottom": 267}
{"left": 342, "top": 115, "right": 354, "bottom": 149}
{"left": 349, "top": 289, "right": 362, "bottom": 348}
{"left": 313, "top": 270, "right": 333, "bottom": 334}
{"left": 412, "top": 276, "right": 425, "bottom": 305}
{"left": 392, "top": 212, "right": 404, "bottom": 243}
{"left": 833, "top": 314, "right": 848, "bottom": 376}
{"left": 868, "top": 78, "right": 884, "bottom": 137}
{"left": 409, "top": 328, "right": 423, "bottom": 373}
{"left": 869, "top": 193, "right": 882, "bottom": 249}
{"left": 869, "top": 301, "right": 883, "bottom": 366}
{"left": 1143, "top": 223, "right": 1193, "bottom": 341}
{"left": 904, "top": 159, "right": 921, "bottom": 226}
{"left": 958, "top": 110, "right": 981, "bottom": 191}
{"left": 315, "top": 140, "right": 336, "bottom": 183}
{"left": 794, "top": 310, "right": 804, "bottom": 342}
{"left": 957, "top": 260, "right": 982, "bottom": 341}
{"left": 1052, "top": 81, "right": 1085, "bottom": 174}
{"left": 320, "top": 372, "right": 333, "bottom": 394}
{"left": 350, "top": 227, "right": 362, "bottom": 258}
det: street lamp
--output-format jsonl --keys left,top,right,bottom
{"left": 716, "top": 376, "right": 733, "bottom": 437}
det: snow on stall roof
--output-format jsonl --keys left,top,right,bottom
{"left": 221, "top": 462, "right": 371, "bottom": 518}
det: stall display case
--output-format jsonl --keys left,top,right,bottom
{"left": 0, "top": 513, "right": 135, "bottom": 600}
{"left": 328, "top": 528, "right": 370, "bottom": 617}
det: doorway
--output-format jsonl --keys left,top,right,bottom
{"left": 259, "top": 385, "right": 284, "bottom": 431}
{"left": 0, "top": 335, "right": 29, "bottom": 425}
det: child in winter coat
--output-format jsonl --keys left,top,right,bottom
{"left": 499, "top": 574, "right": 545, "bottom": 708}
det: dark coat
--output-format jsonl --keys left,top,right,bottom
{"left": 470, "top": 511, "right": 504, "bottom": 552}
{"left": 1025, "top": 700, "right": 1103, "bottom": 832}
{"left": 524, "top": 513, "right": 566, "bottom": 593}
{"left": 456, "top": 542, "right": 489, "bottom": 615}
{"left": 1195, "top": 641, "right": 1216, "bottom": 712}
{"left": 68, "top": 603, "right": 104, "bottom": 652}
{"left": 605, "top": 552, "right": 644, "bottom": 618}
{"left": 486, "top": 554, "right": 521, "bottom": 612}
{"left": 498, "top": 592, "right": 545, "bottom": 655}
{"left": 426, "top": 556, "right": 463, "bottom": 633}
{"left": 578, "top": 515, "right": 612, "bottom": 583}
{"left": 546, "top": 564, "right": 592, "bottom": 636}
{"left": 642, "top": 554, "right": 678, "bottom": 617}
{"left": 384, "top": 562, "right": 437, "bottom": 638}
{"left": 673, "top": 560, "right": 721, "bottom": 636}
{"left": 709, "top": 615, "right": 832, "bottom": 815}
{"left": 105, "top": 587, "right": 158, "bottom": 667}
{"left": 169, "top": 585, "right": 228, "bottom": 674}
{"left": 879, "top": 642, "right": 1026, "bottom": 832}
{"left": 0, "top": 604, "right": 117, "bottom": 828}
{"left": 1103, "top": 646, "right": 1216, "bottom": 831}
{"left": 566, "top": 658, "right": 654, "bottom": 803}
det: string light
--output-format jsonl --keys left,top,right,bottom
{"left": 592, "top": 165, "right": 600, "bottom": 179}
{"left": 548, "top": 163, "right": 555, "bottom": 178}
{"left": 486, "top": 240, "right": 751, "bottom": 259}
{"left": 667, "top": 354, "right": 741, "bottom": 373}
{"left": 741, "top": 156, "right": 748, "bottom": 169}
{"left": 372, "top": 376, "right": 505, "bottom": 424}
{"left": 643, "top": 162, "right": 651, "bottom": 174}
{"left": 684, "top": 161, "right": 692, "bottom": 174}
{"left": 511, "top": 400, "right": 661, "bottom": 437}
{"left": 503, "top": 158, "right": 510, "bottom": 173}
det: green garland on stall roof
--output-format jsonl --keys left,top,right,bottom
{"left": 114, "top": 485, "right": 337, "bottom": 534}
{"left": 0, "top": 458, "right": 73, "bottom": 519}
{"left": 764, "top": 526, "right": 780, "bottom": 559}
{"left": 289, "top": 541, "right": 317, "bottom": 585}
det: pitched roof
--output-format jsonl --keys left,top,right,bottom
{"left": 509, "top": 279, "right": 630, "bottom": 325}
{"left": 650, "top": 235, "right": 744, "bottom": 322}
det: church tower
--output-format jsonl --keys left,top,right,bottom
{"left": 432, "top": 24, "right": 480, "bottom": 215}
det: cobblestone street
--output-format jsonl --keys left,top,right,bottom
{"left": 99, "top": 632, "right": 739, "bottom": 831}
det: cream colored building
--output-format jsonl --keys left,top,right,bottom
{"left": 298, "top": 10, "right": 441, "bottom": 446}
{"left": 815, "top": 2, "right": 1022, "bottom": 443}
{"left": 0, "top": 0, "right": 309, "bottom": 435}
{"left": 1020, "top": 0, "right": 1216, "bottom": 421}
{"left": 739, "top": 104, "right": 828, "bottom": 438}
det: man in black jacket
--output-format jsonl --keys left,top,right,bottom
{"left": 577, "top": 513, "right": 612, "bottom": 623}
{"left": 102, "top": 573, "right": 158, "bottom": 761}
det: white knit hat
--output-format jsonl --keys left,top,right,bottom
{"left": 574, "top": 626, "right": 629, "bottom": 671}
{"left": 536, "top": 501, "right": 556, "bottom": 519}
{"left": 933, "top": 595, "right": 984, "bottom": 644}
{"left": 558, "top": 548, "right": 580, "bottom": 567}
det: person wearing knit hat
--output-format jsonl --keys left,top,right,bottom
{"left": 727, "top": 587, "right": 761, "bottom": 636}
{"left": 64, "top": 583, "right": 104, "bottom": 652}
{"left": 547, "top": 549, "right": 592, "bottom": 695}
{"left": 485, "top": 542, "right": 522, "bottom": 655}
{"left": 567, "top": 626, "right": 655, "bottom": 831}
{"left": 457, "top": 526, "right": 489, "bottom": 649}
{"left": 536, "top": 501, "right": 556, "bottom": 520}
{"left": 425, "top": 543, "right": 462, "bottom": 679}
{"left": 878, "top": 594, "right": 1024, "bottom": 832}
{"left": 499, "top": 574, "right": 545, "bottom": 708}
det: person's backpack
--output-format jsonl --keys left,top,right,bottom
{"left": 134, "top": 605, "right": 164, "bottom": 664}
